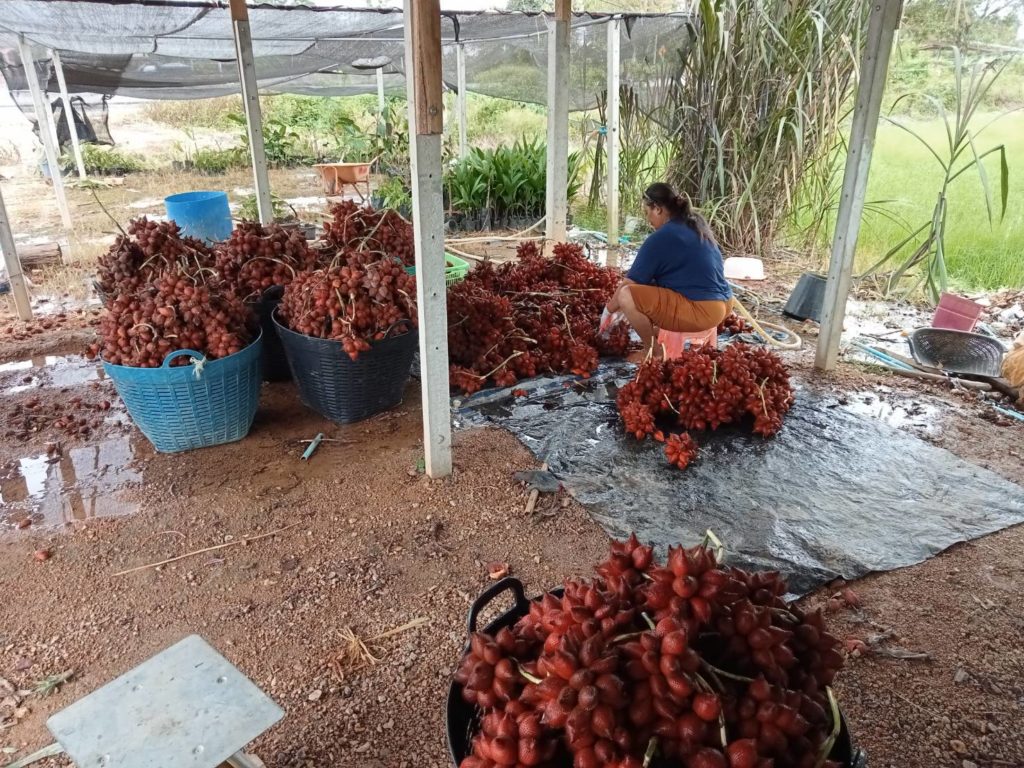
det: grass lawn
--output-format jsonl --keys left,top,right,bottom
{"left": 854, "top": 111, "right": 1024, "bottom": 291}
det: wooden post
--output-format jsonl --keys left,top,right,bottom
{"left": 456, "top": 43, "right": 468, "bottom": 159}
{"left": 605, "top": 17, "right": 621, "bottom": 266}
{"left": 405, "top": 0, "right": 452, "bottom": 479}
{"left": 544, "top": 0, "right": 571, "bottom": 253}
{"left": 814, "top": 0, "right": 903, "bottom": 371}
{"left": 51, "top": 50, "right": 86, "bottom": 179}
{"left": 18, "top": 37, "right": 72, "bottom": 231}
{"left": 230, "top": 0, "right": 273, "bottom": 224}
{"left": 0, "top": 181, "right": 33, "bottom": 320}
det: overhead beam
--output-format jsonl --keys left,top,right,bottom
{"left": 606, "top": 16, "right": 621, "bottom": 266}
{"left": 0, "top": 182, "right": 33, "bottom": 321}
{"left": 456, "top": 43, "right": 468, "bottom": 159}
{"left": 405, "top": 0, "right": 452, "bottom": 479}
{"left": 230, "top": 0, "right": 273, "bottom": 224}
{"left": 815, "top": 0, "right": 903, "bottom": 371}
{"left": 18, "top": 37, "right": 72, "bottom": 231}
{"left": 51, "top": 50, "right": 86, "bottom": 179}
{"left": 544, "top": 0, "right": 571, "bottom": 252}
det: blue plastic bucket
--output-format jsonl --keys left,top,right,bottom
{"left": 164, "top": 191, "right": 233, "bottom": 243}
{"left": 103, "top": 333, "right": 263, "bottom": 453}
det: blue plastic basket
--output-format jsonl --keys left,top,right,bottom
{"left": 103, "top": 333, "right": 264, "bottom": 453}
{"left": 164, "top": 191, "right": 233, "bottom": 243}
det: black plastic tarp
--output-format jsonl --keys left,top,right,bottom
{"left": 458, "top": 364, "right": 1024, "bottom": 595}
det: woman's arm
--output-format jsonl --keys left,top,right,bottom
{"left": 606, "top": 277, "right": 635, "bottom": 312}
{"left": 607, "top": 231, "right": 661, "bottom": 311}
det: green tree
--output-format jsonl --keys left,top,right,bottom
{"left": 903, "top": 0, "right": 1023, "bottom": 46}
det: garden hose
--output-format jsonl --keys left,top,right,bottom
{"left": 730, "top": 296, "right": 803, "bottom": 351}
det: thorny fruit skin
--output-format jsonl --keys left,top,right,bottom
{"left": 92, "top": 217, "right": 257, "bottom": 368}
{"left": 448, "top": 241, "right": 633, "bottom": 394}
{"left": 457, "top": 535, "right": 846, "bottom": 768}
{"left": 214, "top": 219, "right": 317, "bottom": 300}
{"left": 277, "top": 202, "right": 418, "bottom": 361}
{"left": 617, "top": 345, "right": 794, "bottom": 471}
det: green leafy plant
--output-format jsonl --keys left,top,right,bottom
{"left": 665, "top": 0, "right": 867, "bottom": 254}
{"left": 237, "top": 192, "right": 297, "bottom": 222}
{"left": 372, "top": 175, "right": 412, "bottom": 213}
{"left": 861, "top": 48, "right": 1012, "bottom": 302}
{"left": 227, "top": 114, "right": 309, "bottom": 167}
{"left": 64, "top": 144, "right": 145, "bottom": 175}
{"left": 191, "top": 146, "right": 248, "bottom": 174}
{"left": 445, "top": 138, "right": 584, "bottom": 228}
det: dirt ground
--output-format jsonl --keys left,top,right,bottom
{"left": 3, "top": 101, "right": 1024, "bottom": 768}
{"left": 0, "top": 364, "right": 612, "bottom": 768}
{"left": 1, "top": 292, "right": 1023, "bottom": 768}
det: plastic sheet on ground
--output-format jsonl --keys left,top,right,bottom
{"left": 456, "top": 364, "right": 1024, "bottom": 595}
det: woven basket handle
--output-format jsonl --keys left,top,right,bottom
{"left": 383, "top": 318, "right": 413, "bottom": 340}
{"left": 162, "top": 349, "right": 206, "bottom": 368}
{"left": 466, "top": 577, "right": 527, "bottom": 634}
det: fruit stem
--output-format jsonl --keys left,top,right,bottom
{"left": 701, "top": 528, "right": 725, "bottom": 563}
{"left": 515, "top": 662, "right": 542, "bottom": 685}
{"left": 812, "top": 687, "right": 841, "bottom": 768}
{"left": 700, "top": 659, "right": 755, "bottom": 685}
{"left": 641, "top": 612, "right": 656, "bottom": 631}
{"left": 642, "top": 737, "right": 657, "bottom": 768}
{"left": 610, "top": 631, "right": 642, "bottom": 645}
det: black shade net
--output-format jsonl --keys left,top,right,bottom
{"left": 0, "top": 2, "right": 691, "bottom": 111}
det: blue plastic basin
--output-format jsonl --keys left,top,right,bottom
{"left": 164, "top": 190, "right": 233, "bottom": 243}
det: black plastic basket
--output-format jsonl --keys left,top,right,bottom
{"left": 273, "top": 311, "right": 417, "bottom": 424}
{"left": 783, "top": 272, "right": 827, "bottom": 323}
{"left": 447, "top": 578, "right": 863, "bottom": 768}
{"left": 246, "top": 286, "right": 291, "bottom": 382}
{"left": 908, "top": 328, "right": 1005, "bottom": 377}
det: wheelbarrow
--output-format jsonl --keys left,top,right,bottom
{"left": 313, "top": 161, "right": 372, "bottom": 201}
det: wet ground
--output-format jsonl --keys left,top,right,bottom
{"left": 1, "top": 258, "right": 1023, "bottom": 767}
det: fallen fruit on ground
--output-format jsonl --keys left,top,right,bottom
{"left": 616, "top": 345, "right": 794, "bottom": 471}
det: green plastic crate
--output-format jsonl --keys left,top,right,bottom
{"left": 404, "top": 253, "right": 471, "bottom": 287}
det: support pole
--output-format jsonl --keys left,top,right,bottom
{"left": 376, "top": 66, "right": 386, "bottom": 124}
{"left": 605, "top": 17, "right": 621, "bottom": 266}
{"left": 456, "top": 43, "right": 468, "bottom": 159}
{"left": 814, "top": 0, "right": 903, "bottom": 371}
{"left": 544, "top": 0, "right": 571, "bottom": 252}
{"left": 230, "top": 0, "right": 273, "bottom": 224}
{"left": 405, "top": 0, "right": 452, "bottom": 479}
{"left": 52, "top": 50, "right": 86, "bottom": 179}
{"left": 0, "top": 182, "right": 33, "bottom": 320}
{"left": 18, "top": 37, "right": 72, "bottom": 231}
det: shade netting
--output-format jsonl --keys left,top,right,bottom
{"left": 0, "top": 2, "right": 691, "bottom": 112}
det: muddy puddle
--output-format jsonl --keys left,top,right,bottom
{"left": 837, "top": 389, "right": 945, "bottom": 437}
{"left": 0, "top": 354, "right": 105, "bottom": 394}
{"left": 0, "top": 436, "right": 146, "bottom": 531}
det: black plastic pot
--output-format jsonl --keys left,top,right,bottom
{"left": 247, "top": 286, "right": 291, "bottom": 382}
{"left": 783, "top": 272, "right": 828, "bottom": 323}
{"left": 273, "top": 311, "right": 417, "bottom": 424}
{"left": 447, "top": 578, "right": 863, "bottom": 768}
